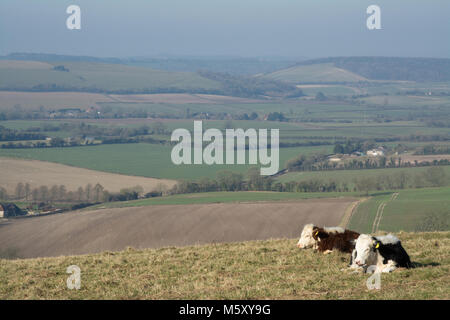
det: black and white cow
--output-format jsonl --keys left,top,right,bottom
{"left": 350, "top": 234, "right": 412, "bottom": 273}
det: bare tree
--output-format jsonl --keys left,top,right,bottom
{"left": 58, "top": 185, "right": 67, "bottom": 201}
{"left": 15, "top": 182, "right": 24, "bottom": 200}
{"left": 77, "top": 187, "right": 84, "bottom": 202}
{"left": 85, "top": 184, "right": 93, "bottom": 202}
{"left": 39, "top": 186, "right": 49, "bottom": 202}
{"left": 24, "top": 183, "right": 31, "bottom": 201}
{"left": 31, "top": 188, "right": 39, "bottom": 201}
{"left": 93, "top": 183, "right": 104, "bottom": 202}
{"left": 0, "top": 187, "right": 8, "bottom": 200}
{"left": 50, "top": 185, "right": 59, "bottom": 202}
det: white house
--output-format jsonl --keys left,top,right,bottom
{"left": 367, "top": 149, "right": 385, "bottom": 157}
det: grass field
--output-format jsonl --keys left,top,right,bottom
{"left": 0, "top": 143, "right": 333, "bottom": 180}
{"left": 277, "top": 166, "right": 450, "bottom": 186}
{"left": 349, "top": 187, "right": 450, "bottom": 233}
{"left": 1, "top": 231, "right": 448, "bottom": 299}
{"left": 89, "top": 191, "right": 359, "bottom": 208}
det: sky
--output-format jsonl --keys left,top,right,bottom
{"left": 0, "top": 0, "right": 449, "bottom": 59}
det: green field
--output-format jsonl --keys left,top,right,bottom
{"left": 349, "top": 187, "right": 450, "bottom": 233}
{"left": 0, "top": 143, "right": 332, "bottom": 180}
{"left": 89, "top": 191, "right": 358, "bottom": 209}
{"left": 277, "top": 166, "right": 450, "bottom": 186}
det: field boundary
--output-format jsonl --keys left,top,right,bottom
{"left": 339, "top": 197, "right": 368, "bottom": 229}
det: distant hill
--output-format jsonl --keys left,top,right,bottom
{"left": 0, "top": 59, "right": 303, "bottom": 98}
{"left": 0, "top": 53, "right": 296, "bottom": 75}
{"left": 0, "top": 60, "right": 222, "bottom": 94}
{"left": 263, "top": 57, "right": 450, "bottom": 83}
{"left": 263, "top": 63, "right": 367, "bottom": 83}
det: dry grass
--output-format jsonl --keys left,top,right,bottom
{"left": 0, "top": 157, "right": 176, "bottom": 194}
{"left": 0, "top": 232, "right": 448, "bottom": 299}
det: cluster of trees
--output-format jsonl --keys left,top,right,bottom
{"left": 0, "top": 126, "right": 46, "bottom": 141}
{"left": 3, "top": 183, "right": 107, "bottom": 203}
{"left": 0, "top": 183, "right": 151, "bottom": 204}
{"left": 333, "top": 141, "right": 375, "bottom": 154}
{"left": 170, "top": 169, "right": 273, "bottom": 194}
{"left": 266, "top": 112, "right": 288, "bottom": 122}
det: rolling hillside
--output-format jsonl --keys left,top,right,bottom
{"left": 263, "top": 57, "right": 450, "bottom": 83}
{"left": 1, "top": 231, "right": 448, "bottom": 299}
{"left": 264, "top": 63, "right": 367, "bottom": 83}
{"left": 0, "top": 60, "right": 222, "bottom": 93}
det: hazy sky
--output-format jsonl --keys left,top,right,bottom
{"left": 0, "top": 0, "right": 449, "bottom": 58}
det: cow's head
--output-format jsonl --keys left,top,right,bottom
{"left": 354, "top": 234, "right": 380, "bottom": 267}
{"left": 296, "top": 224, "right": 318, "bottom": 249}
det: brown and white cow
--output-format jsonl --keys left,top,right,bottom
{"left": 296, "top": 223, "right": 360, "bottom": 254}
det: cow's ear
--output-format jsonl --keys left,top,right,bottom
{"left": 373, "top": 241, "right": 381, "bottom": 250}
{"left": 313, "top": 229, "right": 320, "bottom": 239}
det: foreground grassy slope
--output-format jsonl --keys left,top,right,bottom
{"left": 1, "top": 232, "right": 448, "bottom": 299}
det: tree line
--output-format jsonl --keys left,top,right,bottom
{"left": 168, "top": 166, "right": 449, "bottom": 196}
{"left": 0, "top": 183, "right": 150, "bottom": 204}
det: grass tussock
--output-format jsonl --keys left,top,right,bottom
{"left": 0, "top": 232, "right": 449, "bottom": 300}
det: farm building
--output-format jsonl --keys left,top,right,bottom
{"left": 0, "top": 203, "right": 27, "bottom": 218}
{"left": 366, "top": 148, "right": 385, "bottom": 157}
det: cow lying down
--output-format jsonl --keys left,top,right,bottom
{"left": 350, "top": 234, "right": 413, "bottom": 273}
{"left": 297, "top": 224, "right": 360, "bottom": 254}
